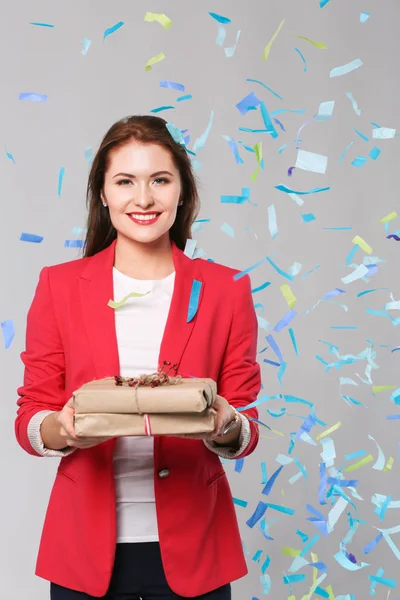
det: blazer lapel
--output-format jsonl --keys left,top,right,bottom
{"left": 78, "top": 238, "right": 205, "bottom": 382}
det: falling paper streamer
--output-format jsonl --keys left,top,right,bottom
{"left": 5, "top": 147, "right": 15, "bottom": 163}
{"left": 246, "top": 78, "right": 284, "bottom": 101}
{"left": 216, "top": 25, "right": 226, "bottom": 46}
{"left": 291, "top": 32, "right": 327, "bottom": 49}
{"left": 221, "top": 187, "right": 250, "bottom": 204}
{"left": 108, "top": 291, "right": 151, "bottom": 309}
{"left": 225, "top": 30, "right": 241, "bottom": 57}
{"left": 166, "top": 122, "right": 187, "bottom": 147}
{"left": 144, "top": 12, "right": 172, "bottom": 30}
{"left": 1, "top": 320, "right": 15, "bottom": 349}
{"left": 346, "top": 92, "right": 361, "bottom": 116}
{"left": 281, "top": 284, "right": 296, "bottom": 309}
{"left": 236, "top": 92, "right": 261, "bottom": 115}
{"left": 145, "top": 52, "right": 166, "bottom": 71}
{"left": 208, "top": 12, "right": 231, "bottom": 24}
{"left": 295, "top": 150, "right": 328, "bottom": 174}
{"left": 352, "top": 156, "right": 368, "bottom": 167}
{"left": 369, "top": 147, "right": 381, "bottom": 160}
{"left": 220, "top": 222, "right": 235, "bottom": 238}
{"left": 81, "top": 38, "right": 91, "bottom": 55}
{"left": 151, "top": 106, "right": 175, "bottom": 114}
{"left": 294, "top": 47, "right": 307, "bottom": 72}
{"left": 373, "top": 127, "right": 396, "bottom": 139}
{"left": 160, "top": 81, "right": 185, "bottom": 92}
{"left": 29, "top": 22, "right": 54, "bottom": 27}
{"left": 352, "top": 235, "right": 372, "bottom": 254}
{"left": 262, "top": 19, "right": 285, "bottom": 60}
{"left": 20, "top": 233, "right": 43, "bottom": 243}
{"left": 103, "top": 21, "right": 124, "bottom": 40}
{"left": 360, "top": 12, "right": 371, "bottom": 23}
{"left": 330, "top": 58, "right": 363, "bottom": 78}
{"left": 184, "top": 239, "right": 197, "bottom": 259}
{"left": 187, "top": 280, "right": 202, "bottom": 322}
{"left": 275, "top": 184, "right": 330, "bottom": 195}
{"left": 193, "top": 111, "right": 214, "bottom": 152}
{"left": 65, "top": 240, "right": 84, "bottom": 248}
{"left": 58, "top": 166, "right": 65, "bottom": 197}
{"left": 251, "top": 142, "right": 263, "bottom": 181}
{"left": 19, "top": 92, "right": 47, "bottom": 102}
{"left": 316, "top": 100, "right": 335, "bottom": 120}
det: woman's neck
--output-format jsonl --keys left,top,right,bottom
{"left": 113, "top": 235, "right": 175, "bottom": 280}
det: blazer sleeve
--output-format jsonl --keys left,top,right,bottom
{"left": 15, "top": 266, "right": 69, "bottom": 457}
{"left": 204, "top": 273, "right": 261, "bottom": 460}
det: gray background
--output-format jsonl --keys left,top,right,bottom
{"left": 1, "top": 0, "right": 399, "bottom": 598}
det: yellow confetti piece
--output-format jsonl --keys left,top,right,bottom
{"left": 288, "top": 596, "right": 296, "bottom": 600}
{"left": 281, "top": 488, "right": 285, "bottom": 496}
{"left": 352, "top": 235, "right": 373, "bottom": 254}
{"left": 108, "top": 291, "right": 150, "bottom": 309}
{"left": 380, "top": 211, "right": 397, "bottom": 223}
{"left": 262, "top": 19, "right": 285, "bottom": 60}
{"left": 325, "top": 584, "right": 336, "bottom": 600}
{"left": 344, "top": 454, "right": 373, "bottom": 472}
{"left": 251, "top": 142, "right": 263, "bottom": 181}
{"left": 145, "top": 52, "right": 166, "bottom": 71}
{"left": 384, "top": 457, "right": 394, "bottom": 472}
{"left": 316, "top": 421, "right": 341, "bottom": 440}
{"left": 280, "top": 283, "right": 297, "bottom": 309}
{"left": 282, "top": 547, "right": 301, "bottom": 557}
{"left": 373, "top": 385, "right": 395, "bottom": 393}
{"left": 291, "top": 32, "right": 327, "bottom": 49}
{"left": 144, "top": 12, "right": 172, "bottom": 30}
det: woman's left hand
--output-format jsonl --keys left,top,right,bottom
{"left": 164, "top": 394, "right": 236, "bottom": 441}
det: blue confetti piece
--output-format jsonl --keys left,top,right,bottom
{"left": 283, "top": 573, "right": 306, "bottom": 584}
{"left": 300, "top": 534, "right": 320, "bottom": 557}
{"left": 288, "top": 328, "right": 299, "bottom": 355}
{"left": 360, "top": 12, "right": 371, "bottom": 23}
{"left": 19, "top": 92, "right": 47, "bottom": 102}
{"left": 354, "top": 128, "right": 369, "bottom": 142}
{"left": 261, "top": 462, "right": 268, "bottom": 484}
{"left": 29, "top": 22, "right": 54, "bottom": 27}
{"left": 221, "top": 187, "right": 250, "bottom": 204}
{"left": 363, "top": 533, "right": 383, "bottom": 554}
{"left": 262, "top": 466, "right": 284, "bottom": 496}
{"left": 273, "top": 117, "right": 286, "bottom": 132}
{"left": 65, "top": 239, "right": 84, "bottom": 248}
{"left": 160, "top": 80, "right": 185, "bottom": 91}
{"left": 351, "top": 156, "right": 368, "bottom": 167}
{"left": 246, "top": 501, "right": 268, "bottom": 528}
{"left": 81, "top": 38, "right": 91, "bottom": 55}
{"left": 104, "top": 21, "right": 124, "bottom": 40}
{"left": 266, "top": 334, "right": 283, "bottom": 362}
{"left": 339, "top": 140, "right": 355, "bottom": 163}
{"left": 369, "top": 146, "right": 381, "bottom": 160}
{"left": 151, "top": 105, "right": 175, "bottom": 113}
{"left": 187, "top": 280, "right": 202, "bottom": 322}
{"left": 5, "top": 146, "right": 16, "bottom": 163}
{"left": 274, "top": 311, "right": 297, "bottom": 332}
{"left": 209, "top": 12, "right": 231, "bottom": 24}
{"left": 58, "top": 166, "right": 65, "bottom": 196}
{"left": 235, "top": 458, "right": 244, "bottom": 472}
{"left": 278, "top": 362, "right": 287, "bottom": 384}
{"left": 345, "top": 92, "right": 361, "bottom": 116}
{"left": 266, "top": 257, "right": 294, "bottom": 281}
{"left": 251, "top": 281, "right": 271, "bottom": 294}
{"left": 263, "top": 358, "right": 280, "bottom": 367}
{"left": 233, "top": 497, "right": 248, "bottom": 507}
{"left": 1, "top": 320, "right": 15, "bottom": 349}
{"left": 236, "top": 92, "right": 261, "bottom": 115}
{"left": 294, "top": 47, "right": 307, "bottom": 72}
{"left": 320, "top": 0, "right": 331, "bottom": 6}
{"left": 176, "top": 94, "right": 192, "bottom": 102}
{"left": 20, "top": 233, "right": 43, "bottom": 243}
{"left": 301, "top": 213, "right": 316, "bottom": 223}
{"left": 368, "top": 575, "right": 396, "bottom": 589}
{"left": 260, "top": 101, "right": 279, "bottom": 138}
{"left": 319, "top": 462, "right": 327, "bottom": 505}
{"left": 330, "top": 58, "right": 363, "bottom": 78}
{"left": 246, "top": 78, "right": 284, "bottom": 101}
{"left": 275, "top": 184, "right": 330, "bottom": 195}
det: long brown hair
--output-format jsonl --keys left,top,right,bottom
{"left": 82, "top": 115, "right": 201, "bottom": 258}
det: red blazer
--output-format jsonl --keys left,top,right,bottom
{"left": 15, "top": 238, "right": 261, "bottom": 598}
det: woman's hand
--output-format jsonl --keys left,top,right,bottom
{"left": 165, "top": 394, "right": 237, "bottom": 441}
{"left": 57, "top": 398, "right": 113, "bottom": 449}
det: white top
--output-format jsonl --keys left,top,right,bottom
{"left": 27, "top": 264, "right": 253, "bottom": 543}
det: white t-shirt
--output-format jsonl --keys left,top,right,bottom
{"left": 111, "top": 266, "right": 175, "bottom": 543}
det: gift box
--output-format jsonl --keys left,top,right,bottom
{"left": 72, "top": 374, "right": 218, "bottom": 437}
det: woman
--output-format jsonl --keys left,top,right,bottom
{"left": 15, "top": 115, "right": 261, "bottom": 599}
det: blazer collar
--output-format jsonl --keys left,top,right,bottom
{"left": 78, "top": 238, "right": 205, "bottom": 381}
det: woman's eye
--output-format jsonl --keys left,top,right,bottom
{"left": 154, "top": 177, "right": 169, "bottom": 185}
{"left": 117, "top": 179, "right": 132, "bottom": 186}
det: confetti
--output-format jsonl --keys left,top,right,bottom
{"left": 144, "top": 12, "right": 172, "bottom": 30}
{"left": 145, "top": 52, "right": 166, "bottom": 71}
{"left": 20, "top": 233, "right": 43, "bottom": 243}
{"left": 19, "top": 92, "right": 47, "bottom": 102}
{"left": 372, "top": 128, "right": 396, "bottom": 139}
{"left": 294, "top": 47, "right": 307, "bottom": 72}
{"left": 330, "top": 58, "right": 363, "bottom": 78}
{"left": 360, "top": 12, "right": 371, "bottom": 23}
{"left": 345, "top": 92, "right": 361, "bottom": 116}
{"left": 291, "top": 32, "right": 327, "bottom": 49}
{"left": 1, "top": 320, "right": 15, "bottom": 349}
{"left": 295, "top": 150, "right": 328, "bottom": 174}
{"left": 103, "top": 21, "right": 124, "bottom": 40}
{"left": 262, "top": 19, "right": 286, "bottom": 60}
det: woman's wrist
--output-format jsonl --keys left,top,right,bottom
{"left": 213, "top": 413, "right": 242, "bottom": 448}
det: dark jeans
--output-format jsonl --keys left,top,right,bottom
{"left": 50, "top": 542, "right": 231, "bottom": 600}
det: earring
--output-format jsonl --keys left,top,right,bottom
{"left": 102, "top": 202, "right": 107, "bottom": 207}
{"left": 178, "top": 200, "right": 183, "bottom": 206}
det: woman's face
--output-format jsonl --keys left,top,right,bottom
{"left": 101, "top": 140, "right": 182, "bottom": 247}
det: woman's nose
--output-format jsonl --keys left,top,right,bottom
{"left": 133, "top": 185, "right": 154, "bottom": 207}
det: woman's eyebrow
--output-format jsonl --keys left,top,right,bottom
{"left": 112, "top": 170, "right": 174, "bottom": 179}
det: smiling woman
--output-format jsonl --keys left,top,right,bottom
{"left": 15, "top": 113, "right": 261, "bottom": 599}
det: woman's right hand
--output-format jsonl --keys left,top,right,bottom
{"left": 57, "top": 398, "right": 113, "bottom": 449}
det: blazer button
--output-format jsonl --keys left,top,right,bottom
{"left": 158, "top": 469, "right": 170, "bottom": 478}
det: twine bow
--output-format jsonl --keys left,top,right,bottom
{"left": 114, "top": 370, "right": 182, "bottom": 415}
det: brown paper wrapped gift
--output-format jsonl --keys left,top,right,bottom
{"left": 73, "top": 374, "right": 218, "bottom": 437}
